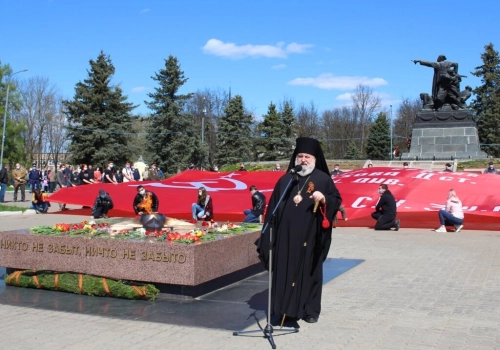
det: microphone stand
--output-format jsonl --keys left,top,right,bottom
{"left": 233, "top": 173, "right": 299, "bottom": 349}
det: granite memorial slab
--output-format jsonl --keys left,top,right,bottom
{"left": 0, "top": 219, "right": 263, "bottom": 298}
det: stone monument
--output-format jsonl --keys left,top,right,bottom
{"left": 403, "top": 54, "right": 487, "bottom": 159}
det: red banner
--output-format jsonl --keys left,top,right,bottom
{"left": 48, "top": 168, "right": 500, "bottom": 224}
{"left": 48, "top": 170, "right": 284, "bottom": 221}
{"left": 333, "top": 167, "right": 500, "bottom": 220}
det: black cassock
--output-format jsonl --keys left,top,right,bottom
{"left": 256, "top": 168, "right": 342, "bottom": 320}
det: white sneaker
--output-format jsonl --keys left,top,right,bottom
{"left": 455, "top": 224, "right": 464, "bottom": 232}
{"left": 434, "top": 227, "right": 447, "bottom": 233}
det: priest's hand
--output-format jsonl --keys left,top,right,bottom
{"left": 309, "top": 191, "right": 325, "bottom": 204}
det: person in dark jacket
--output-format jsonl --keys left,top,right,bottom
{"left": 191, "top": 186, "right": 214, "bottom": 221}
{"left": 133, "top": 185, "right": 159, "bottom": 215}
{"left": 243, "top": 185, "right": 266, "bottom": 223}
{"left": 0, "top": 164, "right": 8, "bottom": 203}
{"left": 371, "top": 184, "right": 400, "bottom": 230}
{"left": 91, "top": 189, "right": 114, "bottom": 219}
{"left": 28, "top": 163, "right": 42, "bottom": 192}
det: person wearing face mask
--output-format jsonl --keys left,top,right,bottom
{"left": 371, "top": 184, "right": 400, "bottom": 231}
{"left": 12, "top": 163, "right": 27, "bottom": 202}
{"left": 79, "top": 164, "right": 95, "bottom": 184}
{"left": 91, "top": 189, "right": 114, "bottom": 219}
{"left": 28, "top": 162, "right": 42, "bottom": 192}
{"left": 330, "top": 164, "right": 343, "bottom": 176}
{"left": 273, "top": 163, "right": 282, "bottom": 171}
{"left": 133, "top": 185, "right": 159, "bottom": 215}
{"left": 104, "top": 161, "right": 118, "bottom": 184}
{"left": 122, "top": 162, "right": 134, "bottom": 182}
{"left": 149, "top": 162, "right": 160, "bottom": 180}
{"left": 191, "top": 186, "right": 214, "bottom": 221}
{"left": 483, "top": 162, "right": 499, "bottom": 175}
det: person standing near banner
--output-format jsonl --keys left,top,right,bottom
{"left": 12, "top": 163, "right": 27, "bottom": 202}
{"left": 255, "top": 137, "right": 342, "bottom": 324}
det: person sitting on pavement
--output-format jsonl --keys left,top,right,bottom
{"left": 243, "top": 185, "right": 266, "bottom": 223}
{"left": 191, "top": 186, "right": 214, "bottom": 221}
{"left": 133, "top": 185, "right": 159, "bottom": 215}
{"left": 484, "top": 162, "right": 499, "bottom": 174}
{"left": 444, "top": 163, "right": 453, "bottom": 172}
{"left": 91, "top": 189, "right": 114, "bottom": 219}
{"left": 371, "top": 184, "right": 400, "bottom": 231}
{"left": 434, "top": 189, "right": 464, "bottom": 233}
{"left": 31, "top": 188, "right": 49, "bottom": 214}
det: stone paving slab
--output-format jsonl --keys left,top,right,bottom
{"left": 1, "top": 198, "right": 500, "bottom": 349}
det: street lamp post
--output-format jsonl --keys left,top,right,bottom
{"left": 390, "top": 105, "right": 393, "bottom": 160}
{"left": 1, "top": 69, "right": 28, "bottom": 168}
{"left": 200, "top": 97, "right": 206, "bottom": 170}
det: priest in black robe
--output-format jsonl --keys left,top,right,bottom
{"left": 256, "top": 137, "right": 342, "bottom": 324}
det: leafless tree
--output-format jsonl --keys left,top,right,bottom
{"left": 185, "top": 88, "right": 230, "bottom": 168}
{"left": 351, "top": 84, "right": 381, "bottom": 154}
{"left": 321, "top": 106, "right": 359, "bottom": 158}
{"left": 394, "top": 98, "right": 420, "bottom": 152}
{"left": 46, "top": 101, "right": 69, "bottom": 166}
{"left": 14, "top": 76, "right": 61, "bottom": 165}
{"left": 296, "top": 101, "right": 320, "bottom": 138}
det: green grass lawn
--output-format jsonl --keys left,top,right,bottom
{"left": 0, "top": 204, "right": 28, "bottom": 212}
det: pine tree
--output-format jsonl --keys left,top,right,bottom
{"left": 344, "top": 140, "right": 363, "bottom": 159}
{"left": 145, "top": 56, "right": 199, "bottom": 173}
{"left": 366, "top": 112, "right": 390, "bottom": 160}
{"left": 471, "top": 43, "right": 500, "bottom": 157}
{"left": 63, "top": 52, "right": 136, "bottom": 167}
{"left": 0, "top": 63, "right": 26, "bottom": 165}
{"left": 257, "top": 102, "right": 282, "bottom": 161}
{"left": 279, "top": 101, "right": 295, "bottom": 159}
{"left": 216, "top": 95, "right": 253, "bottom": 166}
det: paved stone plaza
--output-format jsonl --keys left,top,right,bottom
{"left": 1, "top": 191, "right": 499, "bottom": 349}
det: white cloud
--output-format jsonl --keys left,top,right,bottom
{"left": 285, "top": 43, "right": 313, "bottom": 53}
{"left": 202, "top": 39, "right": 313, "bottom": 59}
{"left": 335, "top": 92, "right": 353, "bottom": 101}
{"left": 132, "top": 86, "right": 147, "bottom": 93}
{"left": 288, "top": 73, "right": 388, "bottom": 90}
{"left": 140, "top": 8, "right": 150, "bottom": 13}
{"left": 271, "top": 64, "right": 286, "bottom": 70}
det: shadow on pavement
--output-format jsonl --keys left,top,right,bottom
{"left": 0, "top": 258, "right": 363, "bottom": 330}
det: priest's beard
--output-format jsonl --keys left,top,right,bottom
{"left": 295, "top": 159, "right": 316, "bottom": 177}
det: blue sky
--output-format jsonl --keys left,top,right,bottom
{"left": 1, "top": 0, "right": 499, "bottom": 119}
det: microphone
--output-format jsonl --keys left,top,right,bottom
{"left": 289, "top": 165, "right": 303, "bottom": 174}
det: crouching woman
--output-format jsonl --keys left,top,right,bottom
{"left": 191, "top": 187, "right": 214, "bottom": 221}
{"left": 435, "top": 189, "right": 464, "bottom": 232}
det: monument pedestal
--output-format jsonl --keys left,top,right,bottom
{"left": 402, "top": 110, "right": 488, "bottom": 159}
